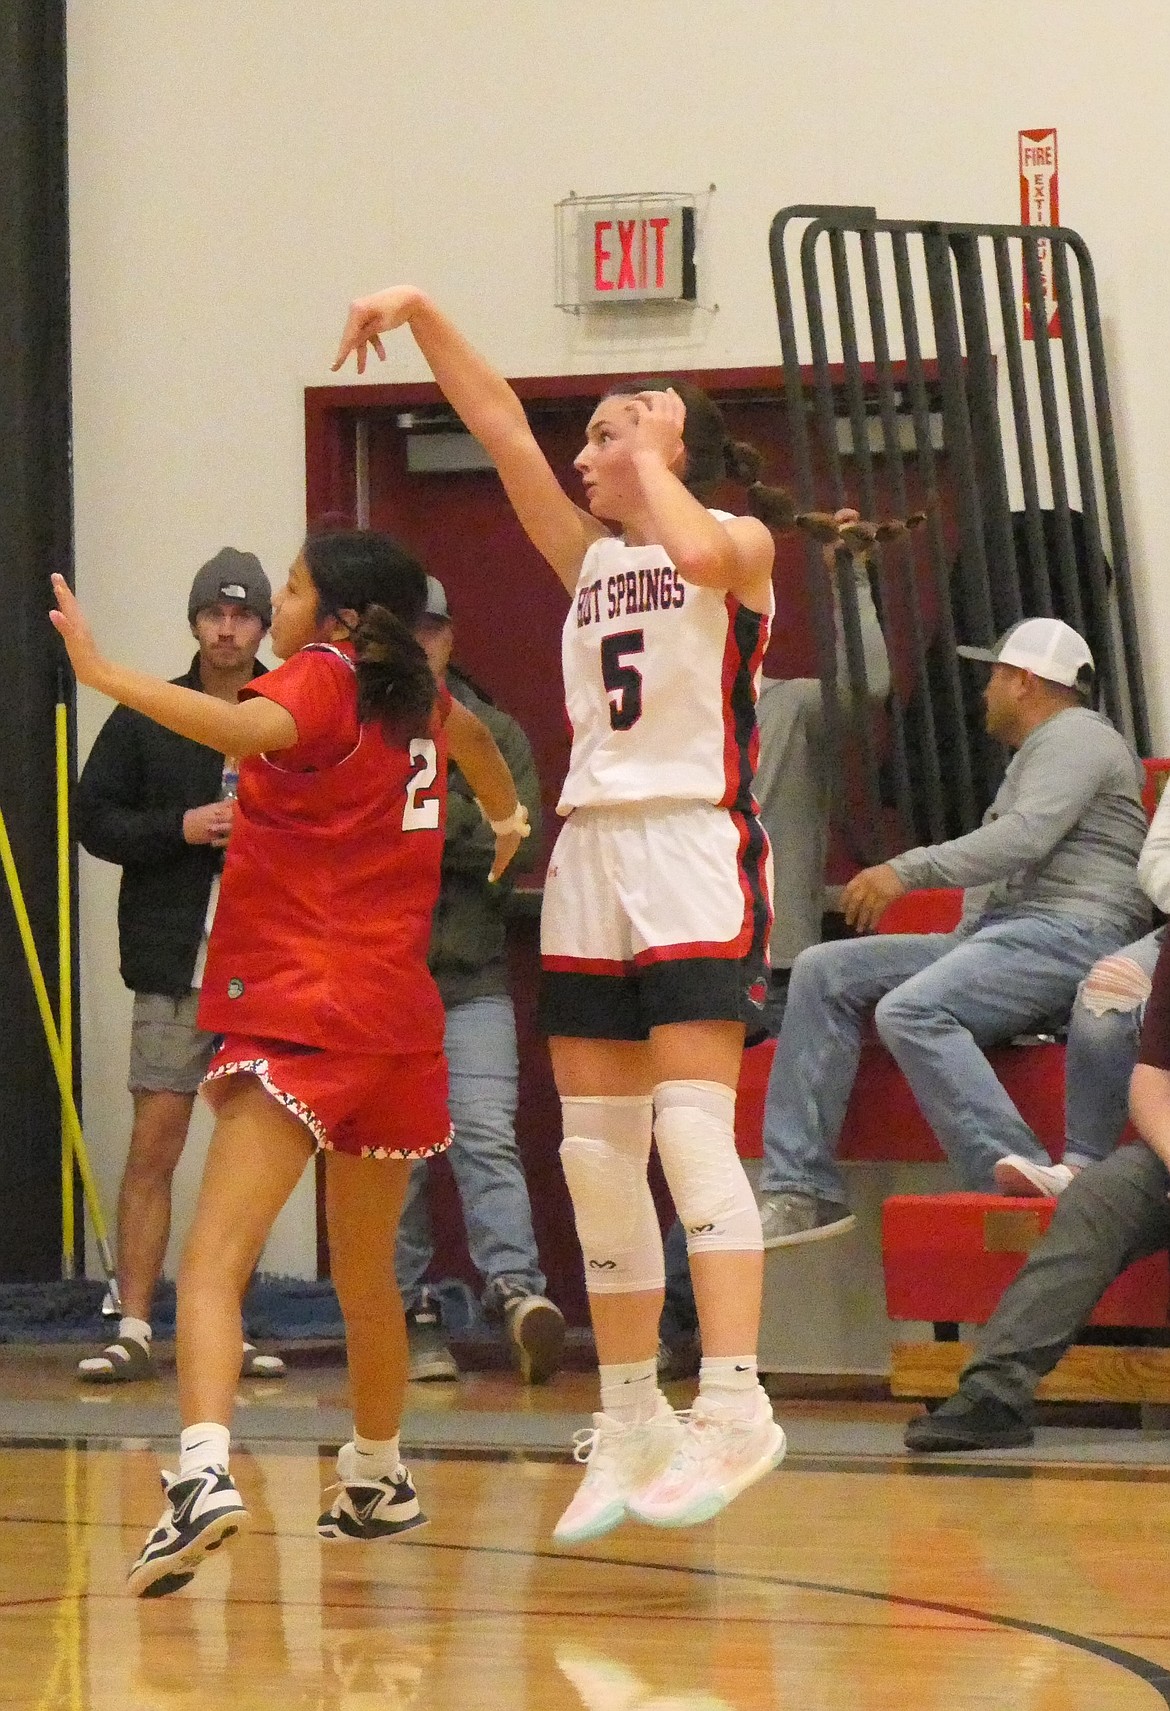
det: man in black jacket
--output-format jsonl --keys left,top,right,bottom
{"left": 396, "top": 577, "right": 565, "bottom": 1384}
{"left": 75, "top": 549, "right": 279, "bottom": 1383}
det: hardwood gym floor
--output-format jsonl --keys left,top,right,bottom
{"left": 4, "top": 1347, "right": 1170, "bottom": 1709}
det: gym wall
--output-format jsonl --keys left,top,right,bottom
{"left": 66, "top": 1, "right": 1170, "bottom": 1310}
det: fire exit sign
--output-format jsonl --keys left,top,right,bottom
{"left": 575, "top": 201, "right": 697, "bottom": 304}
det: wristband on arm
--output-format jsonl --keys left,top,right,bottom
{"left": 483, "top": 802, "right": 531, "bottom": 838}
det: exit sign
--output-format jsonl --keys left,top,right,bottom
{"left": 575, "top": 201, "right": 697, "bottom": 304}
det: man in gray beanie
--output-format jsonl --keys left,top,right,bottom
{"left": 74, "top": 549, "right": 279, "bottom": 1382}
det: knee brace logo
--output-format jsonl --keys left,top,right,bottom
{"left": 588, "top": 1259, "right": 618, "bottom": 1271}
{"left": 687, "top": 1222, "right": 716, "bottom": 1236}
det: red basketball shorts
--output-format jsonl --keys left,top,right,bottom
{"left": 202, "top": 1036, "right": 452, "bottom": 1160}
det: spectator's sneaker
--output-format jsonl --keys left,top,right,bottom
{"left": 904, "top": 1391, "right": 1034, "bottom": 1452}
{"left": 554, "top": 1397, "right": 684, "bottom": 1546}
{"left": 498, "top": 1286, "right": 566, "bottom": 1383}
{"left": 993, "top": 1156, "right": 1075, "bottom": 1198}
{"left": 759, "top": 1191, "right": 855, "bottom": 1249}
{"left": 317, "top": 1442, "right": 427, "bottom": 1540}
{"left": 127, "top": 1466, "right": 249, "bottom": 1598}
{"left": 405, "top": 1297, "right": 459, "bottom": 1383}
{"left": 628, "top": 1388, "right": 786, "bottom": 1528}
{"left": 657, "top": 1332, "right": 702, "bottom": 1383}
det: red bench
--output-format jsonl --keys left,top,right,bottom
{"left": 733, "top": 890, "right": 1068, "bottom": 1166}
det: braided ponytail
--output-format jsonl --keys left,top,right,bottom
{"left": 717, "top": 435, "right": 796, "bottom": 529}
{"left": 301, "top": 528, "right": 437, "bottom": 741}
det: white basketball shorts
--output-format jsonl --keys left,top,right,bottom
{"left": 538, "top": 799, "right": 772, "bottom": 1041}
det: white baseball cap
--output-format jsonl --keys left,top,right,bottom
{"left": 424, "top": 575, "right": 450, "bottom": 620}
{"left": 957, "top": 617, "right": 1094, "bottom": 691}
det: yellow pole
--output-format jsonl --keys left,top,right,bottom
{"left": 0, "top": 803, "right": 120, "bottom": 1307}
{"left": 56, "top": 698, "right": 75, "bottom": 1279}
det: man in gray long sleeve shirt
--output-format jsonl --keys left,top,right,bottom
{"left": 756, "top": 618, "right": 1151, "bottom": 1246}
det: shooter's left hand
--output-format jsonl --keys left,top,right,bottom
{"left": 49, "top": 575, "right": 110, "bottom": 691}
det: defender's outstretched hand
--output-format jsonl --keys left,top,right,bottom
{"left": 332, "top": 286, "right": 424, "bottom": 373}
{"left": 49, "top": 574, "right": 108, "bottom": 690}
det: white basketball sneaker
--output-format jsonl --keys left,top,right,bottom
{"left": 553, "top": 1396, "right": 683, "bottom": 1547}
{"left": 628, "top": 1387, "right": 786, "bottom": 1529}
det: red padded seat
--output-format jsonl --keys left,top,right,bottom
{"left": 882, "top": 1192, "right": 1169, "bottom": 1327}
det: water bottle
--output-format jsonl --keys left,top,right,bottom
{"left": 220, "top": 756, "right": 239, "bottom": 802}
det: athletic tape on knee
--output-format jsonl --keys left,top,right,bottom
{"left": 559, "top": 1096, "right": 664, "bottom": 1296}
{"left": 653, "top": 1079, "right": 762, "bottom": 1255}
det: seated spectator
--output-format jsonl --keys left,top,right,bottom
{"left": 906, "top": 927, "right": 1170, "bottom": 1452}
{"left": 755, "top": 510, "right": 890, "bottom": 1021}
{"left": 756, "top": 618, "right": 1150, "bottom": 1247}
{"left": 396, "top": 576, "right": 565, "bottom": 1384}
{"left": 995, "top": 778, "right": 1170, "bottom": 1196}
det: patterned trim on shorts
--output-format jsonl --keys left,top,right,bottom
{"left": 325, "top": 1122, "right": 455, "bottom": 1163}
{"left": 201, "top": 1056, "right": 455, "bottom": 1160}
{"left": 203, "top": 1056, "right": 328, "bottom": 1147}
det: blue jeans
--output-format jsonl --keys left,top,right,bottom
{"left": 395, "top": 994, "right": 546, "bottom": 1313}
{"left": 1064, "top": 925, "right": 1165, "bottom": 1168}
{"left": 760, "top": 913, "right": 1127, "bottom": 1199}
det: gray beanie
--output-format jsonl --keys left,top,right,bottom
{"left": 188, "top": 548, "right": 272, "bottom": 627}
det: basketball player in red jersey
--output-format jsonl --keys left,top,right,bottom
{"left": 51, "top": 530, "right": 527, "bottom": 1596}
{"left": 333, "top": 288, "right": 793, "bottom": 1541}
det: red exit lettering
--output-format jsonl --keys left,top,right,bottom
{"left": 592, "top": 215, "right": 674, "bottom": 292}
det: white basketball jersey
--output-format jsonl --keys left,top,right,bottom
{"left": 558, "top": 512, "right": 774, "bottom": 814}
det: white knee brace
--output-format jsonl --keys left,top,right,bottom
{"left": 653, "top": 1080, "right": 762, "bottom": 1256}
{"left": 559, "top": 1096, "right": 664, "bottom": 1295}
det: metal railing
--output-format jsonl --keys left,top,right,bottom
{"left": 768, "top": 205, "right": 1148, "bottom": 857}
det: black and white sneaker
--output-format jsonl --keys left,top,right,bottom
{"left": 495, "top": 1286, "right": 565, "bottom": 1384}
{"left": 127, "top": 1466, "right": 249, "bottom": 1598}
{"left": 317, "top": 1442, "right": 428, "bottom": 1541}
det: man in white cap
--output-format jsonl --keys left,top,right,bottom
{"left": 755, "top": 616, "right": 1152, "bottom": 1245}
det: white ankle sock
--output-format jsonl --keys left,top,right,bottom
{"left": 179, "top": 1421, "right": 231, "bottom": 1477}
{"left": 599, "top": 1359, "right": 661, "bottom": 1426}
{"left": 699, "top": 1355, "right": 761, "bottom": 1409}
{"left": 118, "top": 1316, "right": 151, "bottom": 1348}
{"left": 352, "top": 1433, "right": 401, "bottom": 1480}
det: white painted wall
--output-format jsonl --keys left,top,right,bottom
{"left": 66, "top": 1, "right": 1170, "bottom": 1326}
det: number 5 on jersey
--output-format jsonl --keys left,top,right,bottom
{"left": 404, "top": 738, "right": 441, "bottom": 830}
{"left": 601, "top": 630, "right": 645, "bottom": 731}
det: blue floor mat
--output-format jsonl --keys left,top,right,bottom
{"left": 0, "top": 1275, "right": 494, "bottom": 1344}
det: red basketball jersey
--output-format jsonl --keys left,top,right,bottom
{"left": 198, "top": 643, "right": 448, "bottom": 1054}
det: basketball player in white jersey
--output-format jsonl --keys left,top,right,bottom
{"left": 333, "top": 286, "right": 791, "bottom": 1540}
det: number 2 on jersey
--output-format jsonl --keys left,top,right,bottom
{"left": 403, "top": 738, "right": 440, "bottom": 830}
{"left": 601, "top": 630, "right": 645, "bottom": 731}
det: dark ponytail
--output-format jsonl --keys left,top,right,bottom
{"left": 603, "top": 376, "right": 794, "bottom": 528}
{"left": 301, "top": 528, "right": 436, "bottom": 741}
{"left": 724, "top": 439, "right": 797, "bottom": 530}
